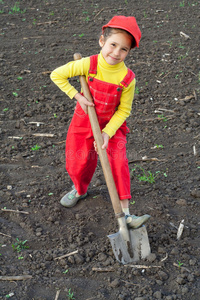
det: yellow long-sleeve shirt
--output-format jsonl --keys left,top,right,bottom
{"left": 50, "top": 52, "right": 135, "bottom": 138}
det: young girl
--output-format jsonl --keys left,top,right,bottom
{"left": 50, "top": 15, "right": 150, "bottom": 229}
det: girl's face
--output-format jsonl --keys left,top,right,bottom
{"left": 99, "top": 31, "right": 132, "bottom": 65}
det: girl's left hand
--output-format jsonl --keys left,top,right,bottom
{"left": 94, "top": 132, "right": 109, "bottom": 153}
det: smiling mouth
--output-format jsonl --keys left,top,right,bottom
{"left": 110, "top": 56, "right": 119, "bottom": 60}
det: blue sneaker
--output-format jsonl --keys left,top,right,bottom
{"left": 60, "top": 186, "right": 88, "bottom": 208}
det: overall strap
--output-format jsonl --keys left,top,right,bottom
{"left": 89, "top": 54, "right": 98, "bottom": 74}
{"left": 120, "top": 69, "right": 135, "bottom": 88}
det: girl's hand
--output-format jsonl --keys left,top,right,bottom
{"left": 75, "top": 93, "right": 94, "bottom": 114}
{"left": 94, "top": 132, "right": 110, "bottom": 153}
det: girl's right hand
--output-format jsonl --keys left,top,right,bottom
{"left": 74, "top": 93, "right": 94, "bottom": 114}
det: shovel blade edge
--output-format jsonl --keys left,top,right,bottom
{"left": 108, "top": 231, "right": 133, "bottom": 265}
{"left": 108, "top": 226, "right": 151, "bottom": 264}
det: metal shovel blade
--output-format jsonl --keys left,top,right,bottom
{"left": 108, "top": 225, "right": 151, "bottom": 264}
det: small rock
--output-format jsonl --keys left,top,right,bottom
{"left": 15, "top": 120, "right": 20, "bottom": 129}
{"left": 181, "top": 286, "right": 189, "bottom": 294}
{"left": 75, "top": 214, "right": 81, "bottom": 220}
{"left": 158, "top": 247, "right": 165, "bottom": 254}
{"left": 146, "top": 253, "right": 156, "bottom": 262}
{"left": 190, "top": 189, "right": 200, "bottom": 198}
{"left": 98, "top": 253, "right": 107, "bottom": 262}
{"left": 171, "top": 247, "right": 179, "bottom": 255}
{"left": 165, "top": 296, "right": 173, "bottom": 300}
{"left": 194, "top": 269, "right": 200, "bottom": 277}
{"left": 158, "top": 270, "right": 168, "bottom": 281}
{"left": 189, "top": 258, "right": 197, "bottom": 266}
{"left": 110, "top": 278, "right": 120, "bottom": 288}
{"left": 176, "top": 276, "right": 185, "bottom": 285}
{"left": 176, "top": 199, "right": 187, "bottom": 206}
{"left": 74, "top": 254, "right": 84, "bottom": 264}
{"left": 156, "top": 280, "right": 163, "bottom": 286}
{"left": 153, "top": 291, "right": 162, "bottom": 299}
{"left": 44, "top": 254, "right": 53, "bottom": 261}
{"left": 187, "top": 274, "right": 195, "bottom": 282}
{"left": 68, "top": 256, "right": 75, "bottom": 264}
{"left": 93, "top": 179, "right": 102, "bottom": 187}
{"left": 36, "top": 232, "right": 42, "bottom": 237}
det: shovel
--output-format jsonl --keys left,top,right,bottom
{"left": 74, "top": 53, "right": 151, "bottom": 264}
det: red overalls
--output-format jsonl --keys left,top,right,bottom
{"left": 65, "top": 55, "right": 135, "bottom": 200}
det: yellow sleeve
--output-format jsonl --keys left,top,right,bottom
{"left": 102, "top": 78, "right": 135, "bottom": 138}
{"left": 50, "top": 57, "right": 90, "bottom": 99}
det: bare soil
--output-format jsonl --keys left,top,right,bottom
{"left": 0, "top": 0, "right": 200, "bottom": 299}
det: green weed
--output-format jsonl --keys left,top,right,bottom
{"left": 67, "top": 288, "right": 75, "bottom": 299}
{"left": 12, "top": 238, "right": 29, "bottom": 252}
{"left": 130, "top": 200, "right": 135, "bottom": 205}
{"left": 132, "top": 166, "right": 157, "bottom": 184}
{"left": 177, "top": 260, "right": 183, "bottom": 267}
{"left": 135, "top": 86, "right": 139, "bottom": 94}
{"left": 13, "top": 92, "right": 18, "bottom": 97}
{"left": 167, "top": 40, "right": 173, "bottom": 48}
{"left": 179, "top": 43, "right": 185, "bottom": 49}
{"left": 154, "top": 144, "right": 164, "bottom": 149}
{"left": 9, "top": 2, "right": 26, "bottom": 14}
{"left": 31, "top": 144, "right": 41, "bottom": 151}
{"left": 157, "top": 114, "right": 168, "bottom": 122}
{"left": 3, "top": 108, "right": 9, "bottom": 112}
{"left": 132, "top": 165, "right": 167, "bottom": 184}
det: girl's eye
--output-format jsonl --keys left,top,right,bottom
{"left": 111, "top": 43, "right": 116, "bottom": 47}
{"left": 122, "top": 48, "right": 128, "bottom": 52}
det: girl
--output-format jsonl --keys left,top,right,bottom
{"left": 50, "top": 16, "right": 150, "bottom": 229}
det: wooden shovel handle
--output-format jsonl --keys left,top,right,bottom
{"left": 74, "top": 53, "right": 124, "bottom": 217}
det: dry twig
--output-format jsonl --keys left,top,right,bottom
{"left": 92, "top": 267, "right": 114, "bottom": 272}
{"left": 173, "top": 263, "right": 190, "bottom": 273}
{"left": 1, "top": 208, "right": 29, "bottom": 215}
{"left": 8, "top": 136, "right": 23, "bottom": 139}
{"left": 55, "top": 290, "right": 61, "bottom": 300}
{"left": 177, "top": 219, "right": 184, "bottom": 240}
{"left": 161, "top": 253, "right": 168, "bottom": 262}
{"left": 0, "top": 275, "right": 32, "bottom": 281}
{"left": 129, "top": 156, "right": 165, "bottom": 164}
{"left": 54, "top": 250, "right": 78, "bottom": 260}
{"left": 0, "top": 232, "right": 12, "bottom": 238}
{"left": 32, "top": 133, "right": 54, "bottom": 137}
{"left": 125, "top": 264, "right": 162, "bottom": 269}
{"left": 36, "top": 21, "right": 58, "bottom": 25}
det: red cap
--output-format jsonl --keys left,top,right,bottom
{"left": 102, "top": 16, "right": 141, "bottom": 48}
